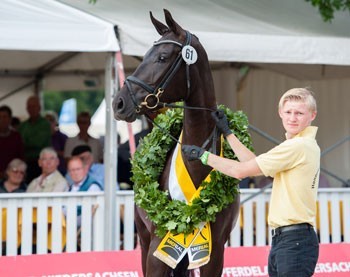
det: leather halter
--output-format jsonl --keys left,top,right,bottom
{"left": 125, "top": 31, "right": 192, "bottom": 113}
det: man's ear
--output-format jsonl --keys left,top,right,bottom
{"left": 311, "top": 111, "right": 317, "bottom": 121}
{"left": 278, "top": 108, "right": 283, "bottom": 119}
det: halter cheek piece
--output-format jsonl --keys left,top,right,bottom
{"left": 125, "top": 31, "right": 192, "bottom": 113}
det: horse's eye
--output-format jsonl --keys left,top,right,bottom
{"left": 158, "top": 55, "right": 166, "bottom": 63}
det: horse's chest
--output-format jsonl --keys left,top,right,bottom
{"left": 159, "top": 151, "right": 209, "bottom": 196}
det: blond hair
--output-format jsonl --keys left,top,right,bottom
{"left": 278, "top": 88, "right": 317, "bottom": 112}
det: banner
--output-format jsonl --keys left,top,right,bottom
{"left": 0, "top": 243, "right": 349, "bottom": 277}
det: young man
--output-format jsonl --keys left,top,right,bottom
{"left": 182, "top": 88, "right": 320, "bottom": 276}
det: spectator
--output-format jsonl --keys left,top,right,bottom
{"left": 26, "top": 147, "right": 68, "bottom": 192}
{"left": 0, "top": 105, "right": 24, "bottom": 179}
{"left": 11, "top": 116, "right": 21, "bottom": 131}
{"left": 0, "top": 159, "right": 27, "bottom": 193}
{"left": 117, "top": 127, "right": 151, "bottom": 189}
{"left": 66, "top": 145, "right": 105, "bottom": 189}
{"left": 66, "top": 156, "right": 102, "bottom": 192}
{"left": 45, "top": 111, "right": 68, "bottom": 175}
{"left": 64, "top": 111, "right": 103, "bottom": 163}
{"left": 66, "top": 156, "right": 102, "bottom": 250}
{"left": 18, "top": 96, "right": 51, "bottom": 183}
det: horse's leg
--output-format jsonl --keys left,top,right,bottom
{"left": 145, "top": 233, "right": 173, "bottom": 277}
{"left": 134, "top": 206, "right": 151, "bottom": 275}
{"left": 135, "top": 206, "right": 173, "bottom": 276}
{"left": 200, "top": 196, "right": 241, "bottom": 276}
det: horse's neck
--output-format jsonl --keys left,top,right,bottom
{"left": 181, "top": 79, "right": 216, "bottom": 146}
{"left": 181, "top": 94, "right": 216, "bottom": 186}
{"left": 182, "top": 109, "right": 213, "bottom": 146}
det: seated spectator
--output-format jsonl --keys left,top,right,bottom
{"left": 11, "top": 116, "right": 21, "bottom": 131}
{"left": 0, "top": 159, "right": 27, "bottom": 193}
{"left": 0, "top": 105, "right": 24, "bottom": 179}
{"left": 19, "top": 96, "right": 51, "bottom": 183}
{"left": 66, "top": 156, "right": 102, "bottom": 250}
{"left": 66, "top": 156, "right": 102, "bottom": 192}
{"left": 64, "top": 111, "right": 103, "bottom": 163}
{"left": 66, "top": 145, "right": 106, "bottom": 189}
{"left": 26, "top": 147, "right": 68, "bottom": 192}
{"left": 45, "top": 111, "right": 68, "bottom": 175}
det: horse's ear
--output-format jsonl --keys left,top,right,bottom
{"left": 150, "top": 11, "right": 169, "bottom": 35}
{"left": 164, "top": 9, "right": 184, "bottom": 36}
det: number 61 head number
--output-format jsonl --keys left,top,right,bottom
{"left": 182, "top": 45, "right": 198, "bottom": 64}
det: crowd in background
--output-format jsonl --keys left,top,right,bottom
{"left": 0, "top": 95, "right": 139, "bottom": 195}
{"left": 1, "top": 95, "right": 145, "bottom": 254}
{"left": 0, "top": 95, "right": 337, "bottom": 195}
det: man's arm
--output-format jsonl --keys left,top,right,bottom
{"left": 211, "top": 110, "right": 255, "bottom": 162}
{"left": 182, "top": 145, "right": 262, "bottom": 180}
{"left": 207, "top": 153, "right": 262, "bottom": 180}
{"left": 225, "top": 133, "right": 256, "bottom": 162}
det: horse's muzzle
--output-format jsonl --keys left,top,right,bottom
{"left": 112, "top": 94, "right": 137, "bottom": 122}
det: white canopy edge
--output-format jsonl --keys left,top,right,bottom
{"left": 59, "top": 0, "right": 350, "bottom": 65}
{"left": 0, "top": 0, "right": 119, "bottom": 52}
{"left": 118, "top": 25, "right": 350, "bottom": 65}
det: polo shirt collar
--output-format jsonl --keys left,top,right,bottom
{"left": 285, "top": 126, "right": 318, "bottom": 140}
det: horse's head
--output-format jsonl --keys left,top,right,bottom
{"left": 113, "top": 9, "right": 209, "bottom": 122}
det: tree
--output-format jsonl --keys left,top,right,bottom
{"left": 43, "top": 90, "right": 104, "bottom": 117}
{"left": 305, "top": 0, "right": 350, "bottom": 22}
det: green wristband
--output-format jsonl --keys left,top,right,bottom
{"left": 200, "top": 151, "right": 210, "bottom": 165}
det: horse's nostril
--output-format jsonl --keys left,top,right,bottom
{"left": 113, "top": 96, "right": 124, "bottom": 113}
{"left": 117, "top": 98, "right": 124, "bottom": 110}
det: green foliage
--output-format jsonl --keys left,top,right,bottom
{"left": 305, "top": 0, "right": 350, "bottom": 22}
{"left": 43, "top": 90, "right": 104, "bottom": 116}
{"left": 131, "top": 105, "right": 254, "bottom": 237}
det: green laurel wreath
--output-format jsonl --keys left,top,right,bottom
{"left": 131, "top": 105, "right": 253, "bottom": 237}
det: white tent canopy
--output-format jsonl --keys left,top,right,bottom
{"left": 60, "top": 0, "right": 350, "bottom": 67}
{"left": 0, "top": 0, "right": 118, "bottom": 51}
{"left": 0, "top": 0, "right": 119, "bottom": 118}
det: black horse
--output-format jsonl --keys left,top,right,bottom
{"left": 113, "top": 10, "right": 240, "bottom": 276}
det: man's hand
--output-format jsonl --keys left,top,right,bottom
{"left": 211, "top": 110, "right": 232, "bottom": 137}
{"left": 182, "top": 145, "right": 205, "bottom": 161}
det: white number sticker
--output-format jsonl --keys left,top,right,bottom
{"left": 182, "top": 45, "right": 198, "bottom": 64}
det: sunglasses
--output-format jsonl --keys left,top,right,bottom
{"left": 11, "top": 168, "right": 25, "bottom": 175}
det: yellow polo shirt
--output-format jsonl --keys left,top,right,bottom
{"left": 255, "top": 126, "right": 320, "bottom": 228}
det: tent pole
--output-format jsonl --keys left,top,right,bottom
{"left": 103, "top": 52, "right": 117, "bottom": 250}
